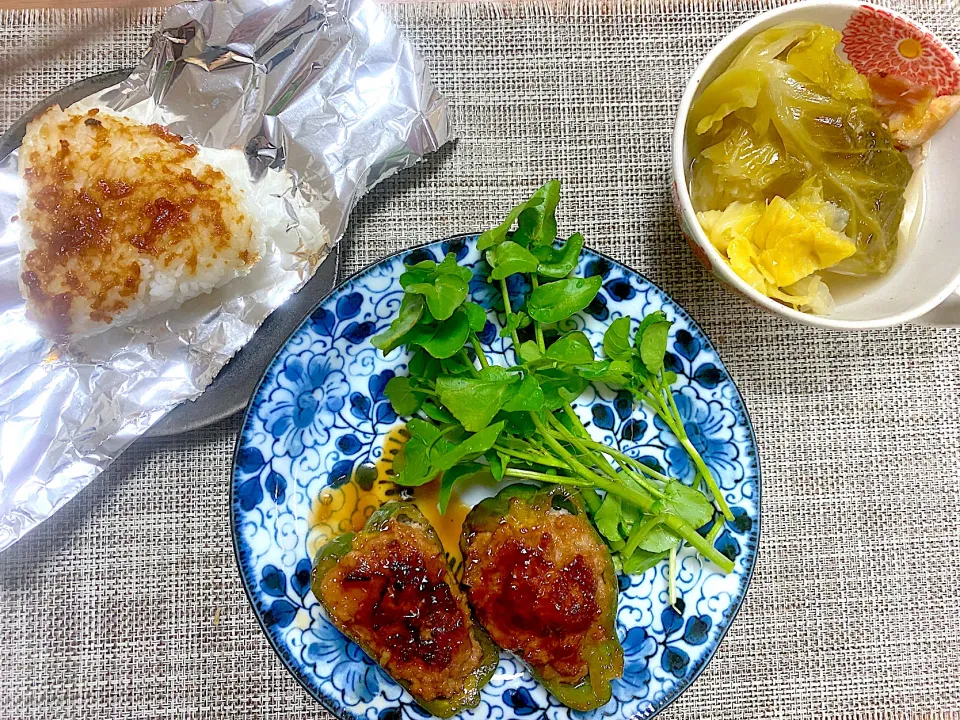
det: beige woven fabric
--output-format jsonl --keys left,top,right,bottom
{"left": 2, "top": 1, "right": 960, "bottom": 718}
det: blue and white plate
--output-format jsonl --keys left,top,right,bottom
{"left": 231, "top": 235, "right": 761, "bottom": 720}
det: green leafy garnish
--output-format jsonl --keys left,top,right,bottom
{"left": 406, "top": 275, "right": 468, "bottom": 321}
{"left": 384, "top": 376, "right": 424, "bottom": 416}
{"left": 478, "top": 180, "right": 561, "bottom": 251}
{"left": 536, "top": 232, "right": 584, "bottom": 278}
{"left": 487, "top": 241, "right": 540, "bottom": 279}
{"left": 526, "top": 276, "right": 602, "bottom": 324}
{"left": 636, "top": 311, "right": 671, "bottom": 374}
{"left": 371, "top": 180, "right": 737, "bottom": 583}
{"left": 594, "top": 493, "right": 624, "bottom": 544}
{"left": 371, "top": 294, "right": 424, "bottom": 354}
{"left": 419, "top": 308, "right": 471, "bottom": 359}
{"left": 602, "top": 316, "right": 633, "bottom": 361}
{"left": 438, "top": 462, "right": 485, "bottom": 514}
{"left": 433, "top": 422, "right": 505, "bottom": 470}
{"left": 544, "top": 331, "right": 595, "bottom": 365}
{"left": 502, "top": 374, "right": 545, "bottom": 412}
{"left": 463, "top": 301, "right": 487, "bottom": 332}
{"left": 435, "top": 371, "right": 514, "bottom": 431}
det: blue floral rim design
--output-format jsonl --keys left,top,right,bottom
{"left": 230, "top": 234, "right": 762, "bottom": 720}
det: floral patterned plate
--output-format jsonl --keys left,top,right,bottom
{"left": 231, "top": 235, "right": 761, "bottom": 720}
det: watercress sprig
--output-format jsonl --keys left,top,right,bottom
{"left": 600, "top": 313, "right": 735, "bottom": 521}
{"left": 370, "top": 180, "right": 737, "bottom": 579}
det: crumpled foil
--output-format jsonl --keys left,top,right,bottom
{"left": 0, "top": 0, "right": 452, "bottom": 551}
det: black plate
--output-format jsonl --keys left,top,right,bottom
{"left": 0, "top": 70, "right": 342, "bottom": 437}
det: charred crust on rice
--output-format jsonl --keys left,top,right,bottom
{"left": 17, "top": 105, "right": 258, "bottom": 338}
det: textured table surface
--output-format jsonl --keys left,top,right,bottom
{"left": 2, "top": 1, "right": 960, "bottom": 718}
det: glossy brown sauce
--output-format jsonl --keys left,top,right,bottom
{"left": 316, "top": 515, "right": 487, "bottom": 702}
{"left": 493, "top": 534, "right": 599, "bottom": 636}
{"left": 462, "top": 504, "right": 608, "bottom": 682}
{"left": 340, "top": 528, "right": 468, "bottom": 668}
{"left": 309, "top": 426, "right": 470, "bottom": 571}
{"left": 472, "top": 532, "right": 600, "bottom": 677}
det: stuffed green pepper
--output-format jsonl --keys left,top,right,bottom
{"left": 312, "top": 502, "right": 499, "bottom": 717}
{"left": 460, "top": 484, "right": 624, "bottom": 711}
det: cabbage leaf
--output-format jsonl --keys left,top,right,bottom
{"left": 689, "top": 22, "right": 913, "bottom": 275}
{"left": 697, "top": 181, "right": 857, "bottom": 314}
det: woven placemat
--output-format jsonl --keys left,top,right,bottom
{"left": 2, "top": 1, "right": 960, "bottom": 718}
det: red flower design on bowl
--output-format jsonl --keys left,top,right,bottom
{"left": 841, "top": 5, "right": 960, "bottom": 96}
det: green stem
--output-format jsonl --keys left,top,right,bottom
{"left": 664, "top": 383, "right": 687, "bottom": 440}
{"left": 605, "top": 477, "right": 732, "bottom": 573}
{"left": 558, "top": 404, "right": 612, "bottom": 511}
{"left": 494, "top": 443, "right": 569, "bottom": 470}
{"left": 545, "top": 418, "right": 664, "bottom": 498}
{"left": 661, "top": 514, "right": 733, "bottom": 573}
{"left": 590, "top": 475, "right": 733, "bottom": 573}
{"left": 531, "top": 414, "right": 627, "bottom": 490}
{"left": 504, "top": 467, "right": 590, "bottom": 487}
{"left": 623, "top": 515, "right": 663, "bottom": 557}
{"left": 639, "top": 376, "right": 672, "bottom": 419}
{"left": 555, "top": 406, "right": 611, "bottom": 468}
{"left": 603, "top": 481, "right": 732, "bottom": 573}
{"left": 679, "top": 436, "right": 733, "bottom": 520}
{"left": 531, "top": 415, "right": 733, "bottom": 573}
{"left": 547, "top": 414, "right": 621, "bottom": 483}
{"left": 668, "top": 543, "right": 679, "bottom": 608}
{"left": 645, "top": 378, "right": 734, "bottom": 522}
{"left": 499, "top": 278, "right": 522, "bottom": 354}
{"left": 562, "top": 403, "right": 591, "bottom": 439}
{"left": 705, "top": 516, "right": 725, "bottom": 545}
{"left": 459, "top": 349, "right": 481, "bottom": 379}
{"left": 530, "top": 276, "right": 546, "bottom": 353}
{"left": 526, "top": 435, "right": 549, "bottom": 453}
{"left": 502, "top": 463, "right": 604, "bottom": 512}
{"left": 575, "top": 437, "right": 673, "bottom": 486}
{"left": 469, "top": 334, "right": 490, "bottom": 370}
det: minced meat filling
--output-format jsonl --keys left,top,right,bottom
{"left": 462, "top": 503, "right": 610, "bottom": 683}
{"left": 318, "top": 520, "right": 484, "bottom": 701}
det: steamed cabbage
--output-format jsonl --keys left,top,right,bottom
{"left": 689, "top": 22, "right": 913, "bottom": 277}
{"left": 697, "top": 181, "right": 856, "bottom": 315}
{"left": 690, "top": 121, "right": 805, "bottom": 209}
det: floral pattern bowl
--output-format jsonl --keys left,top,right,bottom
{"left": 671, "top": 0, "right": 960, "bottom": 329}
{"left": 231, "top": 235, "right": 761, "bottom": 720}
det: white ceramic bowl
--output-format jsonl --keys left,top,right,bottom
{"left": 672, "top": 0, "right": 960, "bottom": 330}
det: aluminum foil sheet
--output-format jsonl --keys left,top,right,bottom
{"left": 0, "top": 0, "right": 452, "bottom": 551}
